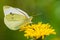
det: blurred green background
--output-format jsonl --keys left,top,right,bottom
{"left": 0, "top": 0, "right": 60, "bottom": 40}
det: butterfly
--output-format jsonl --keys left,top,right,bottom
{"left": 3, "top": 6, "right": 32, "bottom": 30}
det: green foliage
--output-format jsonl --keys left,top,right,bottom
{"left": 0, "top": 0, "right": 60, "bottom": 40}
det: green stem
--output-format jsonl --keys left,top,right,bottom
{"left": 37, "top": 38, "right": 43, "bottom": 40}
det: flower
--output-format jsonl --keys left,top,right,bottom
{"left": 19, "top": 22, "right": 56, "bottom": 39}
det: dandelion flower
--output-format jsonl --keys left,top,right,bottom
{"left": 19, "top": 22, "right": 56, "bottom": 40}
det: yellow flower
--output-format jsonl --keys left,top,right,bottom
{"left": 19, "top": 22, "right": 56, "bottom": 39}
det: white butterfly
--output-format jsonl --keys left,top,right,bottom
{"left": 3, "top": 6, "right": 32, "bottom": 30}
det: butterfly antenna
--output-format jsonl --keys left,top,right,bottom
{"left": 32, "top": 14, "right": 41, "bottom": 17}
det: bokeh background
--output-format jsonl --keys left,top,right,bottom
{"left": 0, "top": 0, "right": 60, "bottom": 40}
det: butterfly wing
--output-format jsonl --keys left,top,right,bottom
{"left": 3, "top": 6, "right": 25, "bottom": 16}
{"left": 15, "top": 8, "right": 32, "bottom": 23}
{"left": 15, "top": 8, "right": 30, "bottom": 18}
{"left": 3, "top": 6, "right": 32, "bottom": 30}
